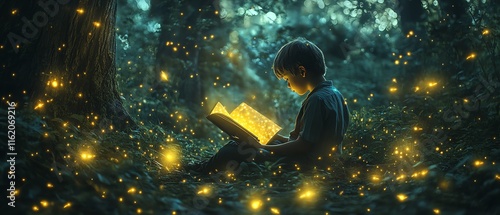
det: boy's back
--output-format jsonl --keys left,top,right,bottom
{"left": 289, "top": 80, "right": 349, "bottom": 164}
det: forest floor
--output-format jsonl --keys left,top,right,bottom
{"left": 2, "top": 106, "right": 500, "bottom": 215}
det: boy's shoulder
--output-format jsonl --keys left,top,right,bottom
{"left": 304, "top": 82, "right": 345, "bottom": 109}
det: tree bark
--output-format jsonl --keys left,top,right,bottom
{"left": 0, "top": 0, "right": 134, "bottom": 129}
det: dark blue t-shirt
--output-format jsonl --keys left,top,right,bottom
{"left": 289, "top": 80, "right": 350, "bottom": 163}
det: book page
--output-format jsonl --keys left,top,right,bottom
{"left": 229, "top": 103, "right": 281, "bottom": 144}
{"left": 210, "top": 102, "right": 231, "bottom": 116}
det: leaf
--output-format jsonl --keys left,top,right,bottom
{"left": 69, "top": 114, "right": 85, "bottom": 124}
{"left": 97, "top": 173, "right": 111, "bottom": 185}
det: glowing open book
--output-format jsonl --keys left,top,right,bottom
{"left": 206, "top": 102, "right": 282, "bottom": 145}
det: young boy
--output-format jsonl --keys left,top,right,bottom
{"left": 190, "top": 38, "right": 349, "bottom": 174}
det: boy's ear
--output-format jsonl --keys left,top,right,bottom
{"left": 298, "top": 66, "right": 307, "bottom": 77}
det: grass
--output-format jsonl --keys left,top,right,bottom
{"left": 2, "top": 104, "right": 499, "bottom": 215}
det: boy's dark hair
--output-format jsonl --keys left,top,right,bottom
{"left": 272, "top": 37, "right": 326, "bottom": 79}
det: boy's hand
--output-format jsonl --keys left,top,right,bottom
{"left": 270, "top": 134, "right": 289, "bottom": 143}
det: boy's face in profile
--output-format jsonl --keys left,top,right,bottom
{"left": 281, "top": 69, "right": 308, "bottom": 95}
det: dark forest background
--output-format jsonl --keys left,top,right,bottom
{"left": 0, "top": 0, "right": 499, "bottom": 214}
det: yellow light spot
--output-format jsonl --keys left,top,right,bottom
{"left": 173, "top": 47, "right": 178, "bottom": 52}
{"left": 409, "top": 30, "right": 414, "bottom": 36}
{"left": 299, "top": 189, "right": 315, "bottom": 199}
{"left": 389, "top": 87, "right": 397, "bottom": 93}
{"left": 215, "top": 10, "right": 219, "bottom": 15}
{"left": 47, "top": 183, "right": 53, "bottom": 188}
{"left": 396, "top": 194, "right": 408, "bottom": 202}
{"left": 51, "top": 80, "right": 58, "bottom": 88}
{"left": 76, "top": 9, "right": 84, "bottom": 14}
{"left": 162, "top": 145, "right": 181, "bottom": 171}
{"left": 137, "top": 208, "right": 142, "bottom": 214}
{"left": 250, "top": 199, "right": 263, "bottom": 211}
{"left": 93, "top": 22, "right": 101, "bottom": 27}
{"left": 128, "top": 187, "right": 136, "bottom": 193}
{"left": 270, "top": 207, "right": 280, "bottom": 214}
{"left": 161, "top": 71, "right": 169, "bottom": 81}
{"left": 474, "top": 160, "right": 484, "bottom": 167}
{"left": 466, "top": 53, "right": 476, "bottom": 60}
{"left": 482, "top": 29, "right": 489, "bottom": 35}
{"left": 40, "top": 200, "right": 49, "bottom": 207}
{"left": 394, "top": 60, "right": 400, "bottom": 65}
{"left": 428, "top": 82, "right": 438, "bottom": 87}
{"left": 433, "top": 209, "right": 440, "bottom": 214}
{"left": 63, "top": 202, "right": 72, "bottom": 208}
{"left": 415, "top": 86, "right": 420, "bottom": 92}
{"left": 197, "top": 186, "right": 211, "bottom": 196}
{"left": 495, "top": 174, "right": 500, "bottom": 180}
{"left": 80, "top": 152, "right": 95, "bottom": 160}
{"left": 372, "top": 176, "right": 380, "bottom": 181}
{"left": 33, "top": 206, "right": 39, "bottom": 211}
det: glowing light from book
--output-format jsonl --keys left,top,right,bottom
{"left": 210, "top": 102, "right": 282, "bottom": 144}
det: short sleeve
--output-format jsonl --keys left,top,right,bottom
{"left": 299, "top": 96, "right": 325, "bottom": 143}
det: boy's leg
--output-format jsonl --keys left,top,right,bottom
{"left": 196, "top": 140, "right": 275, "bottom": 173}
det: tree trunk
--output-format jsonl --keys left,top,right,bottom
{"left": 1, "top": 0, "right": 134, "bottom": 129}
